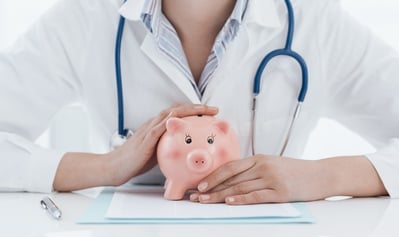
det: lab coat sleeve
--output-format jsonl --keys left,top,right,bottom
{"left": 316, "top": 0, "right": 399, "bottom": 197}
{"left": 0, "top": 0, "right": 88, "bottom": 192}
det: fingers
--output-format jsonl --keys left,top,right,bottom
{"left": 226, "top": 189, "right": 287, "bottom": 205}
{"left": 195, "top": 179, "right": 270, "bottom": 204}
{"left": 197, "top": 158, "right": 256, "bottom": 193}
{"left": 136, "top": 104, "right": 218, "bottom": 141}
{"left": 141, "top": 112, "right": 173, "bottom": 144}
{"left": 111, "top": 104, "right": 217, "bottom": 184}
{"left": 153, "top": 104, "right": 218, "bottom": 130}
{"left": 189, "top": 156, "right": 293, "bottom": 205}
{"left": 123, "top": 103, "right": 219, "bottom": 160}
{"left": 192, "top": 179, "right": 287, "bottom": 205}
{"left": 163, "top": 104, "right": 219, "bottom": 118}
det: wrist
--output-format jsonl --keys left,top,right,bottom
{"left": 312, "top": 159, "right": 340, "bottom": 199}
{"left": 54, "top": 152, "right": 115, "bottom": 191}
{"left": 103, "top": 150, "right": 127, "bottom": 186}
{"left": 103, "top": 148, "right": 139, "bottom": 187}
{"left": 315, "top": 156, "right": 387, "bottom": 198}
{"left": 293, "top": 159, "right": 336, "bottom": 200}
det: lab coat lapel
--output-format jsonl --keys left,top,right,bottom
{"left": 140, "top": 34, "right": 200, "bottom": 104}
{"left": 244, "top": 0, "right": 284, "bottom": 53}
{"left": 119, "top": 0, "right": 200, "bottom": 104}
{"left": 245, "top": 0, "right": 281, "bottom": 28}
{"left": 119, "top": 0, "right": 284, "bottom": 104}
{"left": 118, "top": 0, "right": 144, "bottom": 21}
{"left": 203, "top": 0, "right": 284, "bottom": 101}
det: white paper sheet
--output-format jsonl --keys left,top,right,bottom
{"left": 105, "top": 186, "right": 301, "bottom": 219}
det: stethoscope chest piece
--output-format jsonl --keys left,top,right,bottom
{"left": 110, "top": 129, "right": 134, "bottom": 150}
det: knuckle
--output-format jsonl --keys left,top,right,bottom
{"left": 148, "top": 126, "right": 159, "bottom": 138}
{"left": 251, "top": 190, "right": 266, "bottom": 203}
{"left": 223, "top": 178, "right": 236, "bottom": 187}
{"left": 150, "top": 127, "right": 158, "bottom": 137}
{"left": 257, "top": 162, "right": 270, "bottom": 172}
{"left": 232, "top": 183, "right": 247, "bottom": 194}
{"left": 212, "top": 193, "right": 224, "bottom": 203}
{"left": 171, "top": 103, "right": 181, "bottom": 108}
{"left": 256, "top": 157, "right": 273, "bottom": 171}
{"left": 159, "top": 108, "right": 172, "bottom": 118}
{"left": 224, "top": 161, "right": 238, "bottom": 173}
{"left": 277, "top": 188, "right": 291, "bottom": 202}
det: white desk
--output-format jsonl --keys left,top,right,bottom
{"left": 1, "top": 188, "right": 397, "bottom": 237}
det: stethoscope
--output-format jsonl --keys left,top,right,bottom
{"left": 110, "top": 0, "right": 308, "bottom": 157}
{"left": 251, "top": 0, "right": 308, "bottom": 156}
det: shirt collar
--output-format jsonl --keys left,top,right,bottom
{"left": 230, "top": 0, "right": 249, "bottom": 24}
{"left": 118, "top": 0, "right": 280, "bottom": 28}
{"left": 119, "top": 0, "right": 249, "bottom": 31}
{"left": 140, "top": 0, "right": 162, "bottom": 33}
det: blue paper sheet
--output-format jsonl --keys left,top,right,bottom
{"left": 77, "top": 188, "right": 314, "bottom": 224}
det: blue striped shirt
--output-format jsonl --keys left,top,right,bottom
{"left": 141, "top": 0, "right": 248, "bottom": 98}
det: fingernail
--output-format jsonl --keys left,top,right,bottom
{"left": 193, "top": 105, "right": 218, "bottom": 112}
{"left": 198, "top": 182, "right": 208, "bottom": 192}
{"left": 208, "top": 106, "right": 218, "bottom": 112}
{"left": 194, "top": 105, "right": 205, "bottom": 110}
{"left": 226, "top": 197, "right": 235, "bottom": 203}
{"left": 190, "top": 193, "right": 199, "bottom": 201}
{"left": 199, "top": 194, "right": 210, "bottom": 201}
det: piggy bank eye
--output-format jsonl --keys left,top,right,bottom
{"left": 207, "top": 135, "right": 215, "bottom": 144}
{"left": 185, "top": 135, "right": 192, "bottom": 144}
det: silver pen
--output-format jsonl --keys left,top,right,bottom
{"left": 40, "top": 196, "right": 62, "bottom": 220}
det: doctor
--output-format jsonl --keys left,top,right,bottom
{"left": 0, "top": 0, "right": 397, "bottom": 205}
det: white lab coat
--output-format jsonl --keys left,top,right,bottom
{"left": 0, "top": 0, "right": 398, "bottom": 196}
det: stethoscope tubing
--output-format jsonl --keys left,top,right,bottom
{"left": 251, "top": 0, "right": 308, "bottom": 156}
{"left": 113, "top": 0, "right": 308, "bottom": 155}
{"left": 115, "top": 12, "right": 127, "bottom": 137}
{"left": 253, "top": 49, "right": 308, "bottom": 102}
{"left": 253, "top": 0, "right": 308, "bottom": 102}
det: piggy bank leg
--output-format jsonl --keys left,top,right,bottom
{"left": 163, "top": 179, "right": 169, "bottom": 189}
{"left": 163, "top": 180, "right": 187, "bottom": 200}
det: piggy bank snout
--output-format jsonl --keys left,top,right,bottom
{"left": 186, "top": 150, "right": 212, "bottom": 173}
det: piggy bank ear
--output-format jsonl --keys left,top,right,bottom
{"left": 166, "top": 117, "right": 186, "bottom": 133}
{"left": 213, "top": 120, "right": 230, "bottom": 134}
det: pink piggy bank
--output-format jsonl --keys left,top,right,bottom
{"left": 157, "top": 115, "right": 240, "bottom": 200}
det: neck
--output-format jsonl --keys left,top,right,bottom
{"left": 162, "top": 0, "right": 236, "bottom": 38}
{"left": 161, "top": 0, "right": 236, "bottom": 83}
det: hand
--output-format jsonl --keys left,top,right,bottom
{"left": 190, "top": 155, "right": 326, "bottom": 205}
{"left": 107, "top": 104, "right": 219, "bottom": 186}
